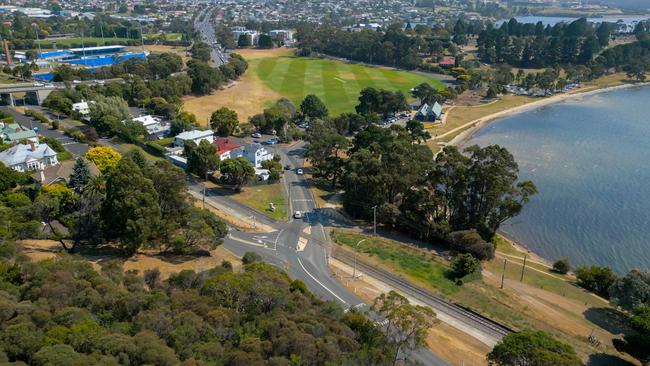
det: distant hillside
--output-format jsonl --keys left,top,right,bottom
{"left": 598, "top": 0, "right": 650, "bottom": 11}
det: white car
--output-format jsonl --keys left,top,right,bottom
{"left": 293, "top": 211, "right": 303, "bottom": 219}
{"left": 296, "top": 168, "right": 303, "bottom": 175}
{"left": 95, "top": 80, "right": 105, "bottom": 85}
{"left": 72, "top": 80, "right": 81, "bottom": 84}
{"left": 251, "top": 132, "right": 262, "bottom": 138}
{"left": 33, "top": 82, "right": 44, "bottom": 87}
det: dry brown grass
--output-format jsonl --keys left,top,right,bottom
{"left": 182, "top": 73, "right": 281, "bottom": 126}
{"left": 182, "top": 48, "right": 293, "bottom": 125}
{"left": 131, "top": 44, "right": 191, "bottom": 65}
{"left": 20, "top": 239, "right": 241, "bottom": 280}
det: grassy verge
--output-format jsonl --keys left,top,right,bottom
{"left": 332, "top": 230, "right": 462, "bottom": 295}
{"left": 213, "top": 182, "right": 288, "bottom": 220}
{"left": 330, "top": 228, "right": 625, "bottom": 361}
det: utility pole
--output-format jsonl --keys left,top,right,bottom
{"left": 520, "top": 253, "right": 528, "bottom": 282}
{"left": 99, "top": 20, "right": 105, "bottom": 46}
{"left": 372, "top": 205, "right": 377, "bottom": 236}
{"left": 202, "top": 170, "right": 209, "bottom": 209}
{"left": 500, "top": 258, "right": 507, "bottom": 289}
{"left": 353, "top": 238, "right": 367, "bottom": 279}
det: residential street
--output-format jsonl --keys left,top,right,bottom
{"left": 2, "top": 106, "right": 88, "bottom": 157}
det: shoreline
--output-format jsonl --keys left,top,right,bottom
{"left": 444, "top": 81, "right": 650, "bottom": 148}
{"left": 443, "top": 80, "right": 650, "bottom": 268}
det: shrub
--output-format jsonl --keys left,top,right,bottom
{"left": 575, "top": 265, "right": 617, "bottom": 298}
{"left": 242, "top": 252, "right": 262, "bottom": 265}
{"left": 447, "top": 230, "right": 495, "bottom": 260}
{"left": 25, "top": 109, "right": 50, "bottom": 125}
{"left": 552, "top": 257, "right": 571, "bottom": 274}
{"left": 450, "top": 253, "right": 480, "bottom": 279}
{"left": 145, "top": 141, "right": 166, "bottom": 156}
{"left": 51, "top": 120, "right": 60, "bottom": 130}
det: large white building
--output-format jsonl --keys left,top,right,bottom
{"left": 0, "top": 143, "right": 58, "bottom": 172}
{"left": 174, "top": 129, "right": 214, "bottom": 148}
{"left": 133, "top": 115, "right": 169, "bottom": 136}
{"left": 241, "top": 142, "right": 273, "bottom": 168}
{"left": 72, "top": 101, "right": 93, "bottom": 117}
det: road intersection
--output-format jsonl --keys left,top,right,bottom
{"left": 196, "top": 142, "right": 450, "bottom": 365}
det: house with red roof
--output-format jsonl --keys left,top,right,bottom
{"left": 214, "top": 137, "right": 242, "bottom": 160}
{"left": 438, "top": 56, "right": 456, "bottom": 69}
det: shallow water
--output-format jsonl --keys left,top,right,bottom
{"left": 465, "top": 86, "right": 650, "bottom": 273}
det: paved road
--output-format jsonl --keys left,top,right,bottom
{"left": 2, "top": 107, "right": 88, "bottom": 157}
{"left": 198, "top": 142, "right": 449, "bottom": 365}
{"left": 194, "top": 7, "right": 229, "bottom": 67}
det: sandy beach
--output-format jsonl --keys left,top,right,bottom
{"left": 441, "top": 81, "right": 650, "bottom": 148}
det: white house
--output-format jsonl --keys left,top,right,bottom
{"left": 0, "top": 143, "right": 58, "bottom": 172}
{"left": 72, "top": 101, "right": 93, "bottom": 117}
{"left": 174, "top": 129, "right": 214, "bottom": 148}
{"left": 133, "top": 115, "right": 169, "bottom": 136}
{"left": 242, "top": 142, "right": 273, "bottom": 168}
{"left": 213, "top": 137, "right": 242, "bottom": 160}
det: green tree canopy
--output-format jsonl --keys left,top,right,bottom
{"left": 101, "top": 157, "right": 161, "bottom": 255}
{"left": 220, "top": 157, "right": 255, "bottom": 192}
{"left": 210, "top": 107, "right": 239, "bottom": 136}
{"left": 487, "top": 330, "right": 581, "bottom": 366}
{"left": 300, "top": 94, "right": 329, "bottom": 120}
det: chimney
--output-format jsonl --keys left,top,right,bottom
{"left": 30, "top": 142, "right": 36, "bottom": 152}
{"left": 3, "top": 40, "right": 11, "bottom": 65}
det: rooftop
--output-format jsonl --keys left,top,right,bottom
{"left": 0, "top": 143, "right": 57, "bottom": 166}
{"left": 175, "top": 129, "right": 214, "bottom": 140}
{"left": 214, "top": 137, "right": 240, "bottom": 154}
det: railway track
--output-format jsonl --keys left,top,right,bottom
{"left": 332, "top": 248, "right": 514, "bottom": 339}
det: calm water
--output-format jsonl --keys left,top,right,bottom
{"left": 465, "top": 86, "right": 650, "bottom": 273}
{"left": 498, "top": 15, "right": 649, "bottom": 29}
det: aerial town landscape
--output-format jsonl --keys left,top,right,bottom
{"left": 1, "top": 0, "right": 650, "bottom": 365}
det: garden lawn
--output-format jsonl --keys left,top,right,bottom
{"left": 215, "top": 182, "right": 288, "bottom": 221}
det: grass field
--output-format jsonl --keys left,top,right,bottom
{"left": 183, "top": 48, "right": 445, "bottom": 125}
{"left": 213, "top": 182, "right": 288, "bottom": 220}
{"left": 251, "top": 50, "right": 445, "bottom": 115}
{"left": 38, "top": 37, "right": 130, "bottom": 47}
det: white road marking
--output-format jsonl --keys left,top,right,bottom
{"left": 228, "top": 234, "right": 272, "bottom": 249}
{"left": 273, "top": 229, "right": 283, "bottom": 250}
{"left": 297, "top": 257, "right": 347, "bottom": 305}
{"left": 292, "top": 199, "right": 313, "bottom": 202}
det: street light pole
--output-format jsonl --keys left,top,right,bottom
{"left": 353, "top": 238, "right": 367, "bottom": 279}
{"left": 372, "top": 205, "right": 377, "bottom": 236}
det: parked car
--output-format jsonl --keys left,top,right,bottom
{"left": 262, "top": 138, "right": 279, "bottom": 145}
{"left": 33, "top": 82, "right": 44, "bottom": 87}
{"left": 296, "top": 168, "right": 303, "bottom": 175}
{"left": 251, "top": 132, "right": 262, "bottom": 138}
{"left": 72, "top": 80, "right": 81, "bottom": 84}
{"left": 293, "top": 211, "right": 303, "bottom": 219}
{"left": 284, "top": 164, "right": 291, "bottom": 170}
{"left": 95, "top": 80, "right": 105, "bottom": 85}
